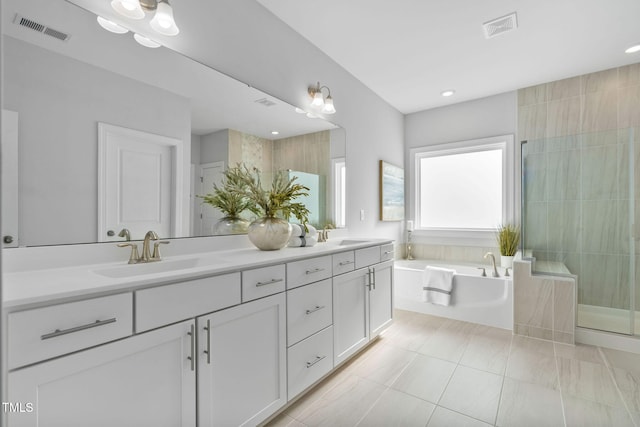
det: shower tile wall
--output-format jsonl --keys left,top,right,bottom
{"left": 518, "top": 63, "right": 640, "bottom": 311}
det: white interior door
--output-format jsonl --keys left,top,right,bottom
{"left": 2, "top": 109, "right": 19, "bottom": 247}
{"left": 98, "top": 123, "right": 183, "bottom": 242}
{"left": 198, "top": 161, "right": 225, "bottom": 235}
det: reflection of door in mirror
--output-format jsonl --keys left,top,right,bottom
{"left": 98, "top": 123, "right": 184, "bottom": 242}
{"left": 197, "top": 161, "right": 225, "bottom": 235}
{"left": 2, "top": 109, "right": 19, "bottom": 247}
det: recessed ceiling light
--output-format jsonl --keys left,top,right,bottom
{"left": 441, "top": 90, "right": 455, "bottom": 97}
{"left": 271, "top": 131, "right": 279, "bottom": 135}
{"left": 625, "top": 44, "right": 640, "bottom": 54}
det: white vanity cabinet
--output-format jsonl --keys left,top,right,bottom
{"left": 8, "top": 319, "right": 196, "bottom": 427}
{"left": 333, "top": 258, "right": 394, "bottom": 366}
{"left": 196, "top": 292, "right": 287, "bottom": 427}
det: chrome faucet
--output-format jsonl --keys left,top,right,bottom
{"left": 141, "top": 230, "right": 159, "bottom": 262}
{"left": 484, "top": 252, "right": 500, "bottom": 277}
{"left": 318, "top": 226, "right": 330, "bottom": 243}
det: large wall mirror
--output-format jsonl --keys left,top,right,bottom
{"left": 1, "top": 0, "right": 346, "bottom": 247}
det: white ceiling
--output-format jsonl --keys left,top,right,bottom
{"left": 257, "top": 0, "right": 640, "bottom": 114}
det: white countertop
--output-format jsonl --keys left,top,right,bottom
{"left": 3, "top": 238, "right": 393, "bottom": 310}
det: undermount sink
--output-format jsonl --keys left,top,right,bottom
{"left": 94, "top": 257, "right": 204, "bottom": 278}
{"left": 338, "top": 239, "right": 372, "bottom": 246}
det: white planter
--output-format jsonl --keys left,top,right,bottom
{"left": 500, "top": 255, "right": 514, "bottom": 269}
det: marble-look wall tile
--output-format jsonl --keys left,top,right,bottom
{"left": 546, "top": 134, "right": 580, "bottom": 152}
{"left": 547, "top": 97, "right": 581, "bottom": 138}
{"left": 583, "top": 90, "right": 618, "bottom": 132}
{"left": 618, "top": 85, "right": 640, "bottom": 129}
{"left": 582, "top": 129, "right": 619, "bottom": 147}
{"left": 518, "top": 83, "right": 547, "bottom": 106}
{"left": 553, "top": 279, "right": 575, "bottom": 334}
{"left": 581, "top": 200, "right": 618, "bottom": 254}
{"left": 514, "top": 274, "right": 553, "bottom": 329}
{"left": 619, "top": 63, "right": 640, "bottom": 87}
{"left": 579, "top": 254, "right": 626, "bottom": 308}
{"left": 524, "top": 202, "right": 548, "bottom": 252}
{"left": 581, "top": 68, "right": 619, "bottom": 94}
{"left": 518, "top": 103, "right": 547, "bottom": 141}
{"left": 547, "top": 151, "right": 580, "bottom": 200}
{"left": 547, "top": 202, "right": 580, "bottom": 252}
{"left": 548, "top": 76, "right": 581, "bottom": 101}
{"left": 581, "top": 144, "right": 618, "bottom": 200}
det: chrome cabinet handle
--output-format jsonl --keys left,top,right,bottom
{"left": 371, "top": 267, "right": 376, "bottom": 290}
{"left": 338, "top": 260, "right": 354, "bottom": 266}
{"left": 306, "top": 355, "right": 326, "bottom": 368}
{"left": 203, "top": 319, "right": 211, "bottom": 365}
{"left": 366, "top": 268, "right": 373, "bottom": 291}
{"left": 305, "top": 267, "right": 325, "bottom": 275}
{"left": 383, "top": 250, "right": 393, "bottom": 255}
{"left": 305, "top": 305, "right": 326, "bottom": 315}
{"left": 256, "top": 278, "right": 284, "bottom": 287}
{"left": 187, "top": 324, "right": 195, "bottom": 371}
{"left": 40, "top": 317, "right": 117, "bottom": 340}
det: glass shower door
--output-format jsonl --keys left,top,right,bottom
{"left": 521, "top": 128, "right": 636, "bottom": 335}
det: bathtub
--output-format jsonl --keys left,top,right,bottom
{"left": 394, "top": 259, "right": 513, "bottom": 330}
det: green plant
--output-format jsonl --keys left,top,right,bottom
{"left": 197, "top": 165, "right": 259, "bottom": 218}
{"left": 234, "top": 165, "right": 310, "bottom": 224}
{"left": 496, "top": 224, "right": 520, "bottom": 256}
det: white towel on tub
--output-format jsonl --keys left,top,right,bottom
{"left": 422, "top": 266, "right": 456, "bottom": 306}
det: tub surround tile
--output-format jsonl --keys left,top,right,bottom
{"left": 514, "top": 273, "right": 553, "bottom": 329}
{"left": 438, "top": 365, "right": 502, "bottom": 425}
{"left": 554, "top": 279, "right": 576, "bottom": 334}
{"left": 495, "top": 377, "right": 564, "bottom": 427}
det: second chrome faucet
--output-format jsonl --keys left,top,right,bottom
{"left": 484, "top": 252, "right": 500, "bottom": 277}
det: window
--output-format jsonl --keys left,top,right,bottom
{"left": 411, "top": 135, "right": 514, "bottom": 245}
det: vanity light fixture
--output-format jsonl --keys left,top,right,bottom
{"left": 625, "top": 44, "right": 640, "bottom": 54}
{"left": 441, "top": 89, "right": 455, "bottom": 97}
{"left": 308, "top": 82, "right": 336, "bottom": 114}
{"left": 110, "top": 0, "right": 179, "bottom": 36}
{"left": 271, "top": 131, "right": 280, "bottom": 135}
{"left": 97, "top": 16, "right": 129, "bottom": 34}
{"left": 133, "top": 33, "right": 161, "bottom": 48}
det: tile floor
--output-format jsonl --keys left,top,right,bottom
{"left": 266, "top": 309, "right": 640, "bottom": 427}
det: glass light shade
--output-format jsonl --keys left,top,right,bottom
{"left": 311, "top": 91, "right": 324, "bottom": 108}
{"left": 625, "top": 44, "right": 640, "bottom": 54}
{"left": 306, "top": 112, "right": 319, "bottom": 119}
{"left": 150, "top": 1, "right": 180, "bottom": 36}
{"left": 295, "top": 107, "right": 306, "bottom": 114}
{"left": 322, "top": 96, "right": 336, "bottom": 114}
{"left": 111, "top": 0, "right": 145, "bottom": 20}
{"left": 97, "top": 16, "right": 129, "bottom": 34}
{"left": 133, "top": 33, "right": 161, "bottom": 48}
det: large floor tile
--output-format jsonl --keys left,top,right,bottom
{"left": 438, "top": 365, "right": 503, "bottom": 425}
{"left": 382, "top": 312, "right": 443, "bottom": 352}
{"left": 554, "top": 342, "right": 604, "bottom": 364}
{"left": 563, "top": 395, "right": 635, "bottom": 427}
{"left": 459, "top": 327, "right": 512, "bottom": 375}
{"left": 267, "top": 413, "right": 307, "bottom": 427}
{"left": 350, "top": 343, "right": 416, "bottom": 386}
{"left": 495, "top": 377, "right": 564, "bottom": 427}
{"left": 558, "top": 357, "right": 624, "bottom": 408}
{"left": 294, "top": 375, "right": 386, "bottom": 426}
{"left": 284, "top": 367, "right": 352, "bottom": 419}
{"left": 427, "top": 406, "right": 492, "bottom": 427}
{"left": 418, "top": 320, "right": 475, "bottom": 363}
{"left": 505, "top": 346, "right": 558, "bottom": 389}
{"left": 609, "top": 366, "right": 640, "bottom": 413}
{"left": 356, "top": 388, "right": 435, "bottom": 427}
{"left": 391, "top": 354, "right": 457, "bottom": 403}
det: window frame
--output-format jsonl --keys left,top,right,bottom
{"left": 410, "top": 134, "right": 515, "bottom": 246}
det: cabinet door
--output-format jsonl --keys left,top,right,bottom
{"left": 369, "top": 260, "right": 394, "bottom": 338}
{"left": 198, "top": 293, "right": 286, "bottom": 427}
{"left": 8, "top": 320, "right": 196, "bottom": 427}
{"left": 332, "top": 268, "right": 370, "bottom": 366}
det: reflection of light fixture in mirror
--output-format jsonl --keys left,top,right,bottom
{"left": 308, "top": 82, "right": 337, "bottom": 114}
{"left": 97, "top": 16, "right": 129, "bottom": 34}
{"left": 134, "top": 33, "right": 161, "bottom": 48}
{"left": 626, "top": 44, "right": 640, "bottom": 54}
{"left": 150, "top": 0, "right": 180, "bottom": 36}
{"left": 271, "top": 131, "right": 279, "bottom": 135}
{"left": 110, "top": 0, "right": 179, "bottom": 37}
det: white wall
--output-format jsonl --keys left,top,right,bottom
{"left": 2, "top": 37, "right": 191, "bottom": 245}
{"left": 404, "top": 91, "right": 518, "bottom": 245}
{"left": 200, "top": 129, "right": 230, "bottom": 165}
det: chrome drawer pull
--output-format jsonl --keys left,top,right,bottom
{"left": 306, "top": 355, "right": 326, "bottom": 368}
{"left": 338, "top": 260, "right": 354, "bottom": 266}
{"left": 305, "top": 268, "right": 325, "bottom": 275}
{"left": 383, "top": 251, "right": 393, "bottom": 255}
{"left": 256, "top": 278, "right": 284, "bottom": 287}
{"left": 305, "top": 305, "right": 326, "bottom": 315}
{"left": 203, "top": 319, "right": 211, "bottom": 365}
{"left": 40, "top": 317, "right": 117, "bottom": 340}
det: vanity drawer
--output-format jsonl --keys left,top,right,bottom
{"left": 355, "top": 246, "right": 381, "bottom": 269}
{"left": 332, "top": 251, "right": 355, "bottom": 276}
{"left": 8, "top": 293, "right": 133, "bottom": 370}
{"left": 136, "top": 272, "right": 241, "bottom": 332}
{"left": 242, "top": 264, "right": 286, "bottom": 302}
{"left": 287, "top": 279, "right": 333, "bottom": 346}
{"left": 380, "top": 244, "right": 395, "bottom": 262}
{"left": 287, "top": 255, "right": 332, "bottom": 289}
{"left": 287, "top": 326, "right": 333, "bottom": 400}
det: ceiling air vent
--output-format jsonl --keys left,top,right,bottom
{"left": 482, "top": 12, "right": 517, "bottom": 39}
{"left": 13, "top": 14, "right": 71, "bottom": 42}
{"left": 254, "top": 98, "right": 277, "bottom": 107}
